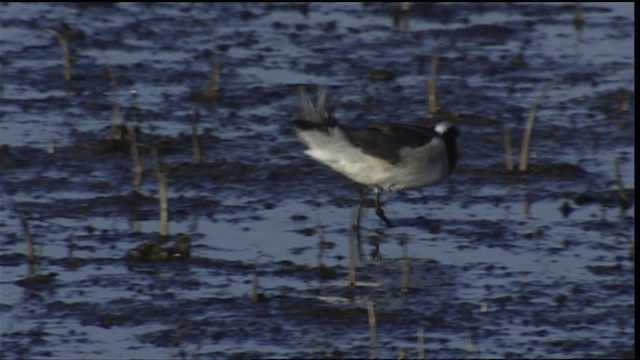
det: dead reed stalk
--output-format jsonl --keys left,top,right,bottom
{"left": 135, "top": 144, "right": 168, "bottom": 236}
{"left": 47, "top": 138, "right": 56, "bottom": 155}
{"left": 614, "top": 156, "right": 628, "bottom": 207}
{"left": 158, "top": 169, "right": 169, "bottom": 237}
{"left": 417, "top": 322, "right": 425, "bottom": 360}
{"left": 367, "top": 300, "right": 377, "bottom": 360}
{"left": 252, "top": 267, "right": 260, "bottom": 304}
{"left": 614, "top": 232, "right": 634, "bottom": 265}
{"left": 148, "top": 147, "right": 169, "bottom": 237}
{"left": 106, "top": 62, "right": 123, "bottom": 140}
{"left": 348, "top": 225, "right": 357, "bottom": 287}
{"left": 19, "top": 215, "right": 36, "bottom": 264}
{"left": 126, "top": 125, "right": 143, "bottom": 192}
{"left": 353, "top": 197, "right": 364, "bottom": 231}
{"left": 316, "top": 219, "right": 325, "bottom": 267}
{"left": 397, "top": 348, "right": 405, "bottom": 359}
{"left": 503, "top": 124, "right": 514, "bottom": 171}
{"left": 465, "top": 330, "right": 475, "bottom": 359}
{"left": 67, "top": 233, "right": 76, "bottom": 259}
{"left": 523, "top": 200, "right": 531, "bottom": 219}
{"left": 189, "top": 112, "right": 201, "bottom": 165}
{"left": 44, "top": 29, "right": 71, "bottom": 82}
{"left": 426, "top": 46, "right": 440, "bottom": 117}
{"left": 519, "top": 81, "right": 556, "bottom": 171}
{"left": 203, "top": 54, "right": 221, "bottom": 101}
{"left": 573, "top": 5, "right": 585, "bottom": 30}
{"left": 401, "top": 240, "right": 410, "bottom": 294}
{"left": 619, "top": 90, "right": 629, "bottom": 113}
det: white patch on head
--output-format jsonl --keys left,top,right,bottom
{"left": 435, "top": 121, "right": 453, "bottom": 135}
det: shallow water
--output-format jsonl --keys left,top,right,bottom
{"left": 0, "top": 2, "right": 635, "bottom": 359}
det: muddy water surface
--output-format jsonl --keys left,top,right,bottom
{"left": 0, "top": 2, "right": 635, "bottom": 359}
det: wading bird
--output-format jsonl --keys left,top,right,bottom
{"left": 295, "top": 86, "right": 459, "bottom": 227}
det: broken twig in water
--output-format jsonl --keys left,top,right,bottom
{"left": 418, "top": 322, "right": 425, "bottom": 360}
{"left": 106, "top": 62, "right": 124, "bottom": 140}
{"left": 125, "top": 125, "right": 143, "bottom": 192}
{"left": 426, "top": 46, "right": 440, "bottom": 117}
{"left": 401, "top": 240, "right": 410, "bottom": 294}
{"left": 614, "top": 156, "right": 628, "bottom": 208}
{"left": 503, "top": 123, "right": 514, "bottom": 171}
{"left": 44, "top": 29, "right": 71, "bottom": 82}
{"left": 203, "top": 54, "right": 221, "bottom": 101}
{"left": 348, "top": 221, "right": 357, "bottom": 287}
{"left": 189, "top": 111, "right": 202, "bottom": 165}
{"left": 519, "top": 81, "right": 556, "bottom": 171}
{"left": 20, "top": 215, "right": 36, "bottom": 264}
{"left": 157, "top": 167, "right": 169, "bottom": 237}
{"left": 368, "top": 300, "right": 377, "bottom": 360}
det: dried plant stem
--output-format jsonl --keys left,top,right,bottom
{"left": 573, "top": 5, "right": 585, "bottom": 30}
{"left": 135, "top": 144, "right": 168, "bottom": 236}
{"left": 348, "top": 227, "right": 357, "bottom": 287}
{"left": 148, "top": 147, "right": 169, "bottom": 237}
{"left": 614, "top": 156, "right": 628, "bottom": 205}
{"left": 126, "top": 125, "right": 143, "bottom": 192}
{"left": 619, "top": 90, "right": 629, "bottom": 113}
{"left": 401, "top": 241, "right": 410, "bottom": 294}
{"left": 190, "top": 112, "right": 201, "bottom": 165}
{"left": 354, "top": 190, "right": 367, "bottom": 261}
{"left": 44, "top": 29, "right": 71, "bottom": 81}
{"left": 252, "top": 267, "right": 260, "bottom": 304}
{"left": 519, "top": 81, "right": 556, "bottom": 171}
{"left": 20, "top": 216, "right": 36, "bottom": 264}
{"left": 465, "top": 330, "right": 475, "bottom": 359}
{"left": 367, "top": 300, "right": 377, "bottom": 360}
{"left": 158, "top": 169, "right": 169, "bottom": 237}
{"left": 397, "top": 348, "right": 405, "bottom": 359}
{"left": 47, "top": 138, "right": 56, "bottom": 155}
{"left": 192, "top": 124, "right": 201, "bottom": 164}
{"left": 316, "top": 219, "right": 325, "bottom": 267}
{"left": 353, "top": 195, "right": 364, "bottom": 230}
{"left": 523, "top": 200, "right": 531, "bottom": 219}
{"left": 426, "top": 46, "right": 440, "bottom": 117}
{"left": 106, "top": 62, "right": 123, "bottom": 140}
{"left": 614, "top": 232, "right": 634, "bottom": 264}
{"left": 203, "top": 54, "right": 221, "bottom": 100}
{"left": 418, "top": 322, "right": 425, "bottom": 360}
{"left": 67, "top": 233, "right": 76, "bottom": 259}
{"left": 503, "top": 124, "right": 514, "bottom": 171}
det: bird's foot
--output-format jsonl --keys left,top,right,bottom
{"left": 375, "top": 207, "right": 395, "bottom": 228}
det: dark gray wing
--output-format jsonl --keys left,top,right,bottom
{"left": 345, "top": 123, "right": 440, "bottom": 164}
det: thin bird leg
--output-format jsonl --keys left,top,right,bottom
{"left": 374, "top": 187, "right": 395, "bottom": 228}
{"left": 353, "top": 187, "right": 367, "bottom": 261}
{"left": 353, "top": 186, "right": 367, "bottom": 230}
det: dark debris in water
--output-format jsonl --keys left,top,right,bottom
{"left": 14, "top": 272, "right": 58, "bottom": 289}
{"left": 586, "top": 263, "right": 624, "bottom": 276}
{"left": 125, "top": 234, "right": 191, "bottom": 262}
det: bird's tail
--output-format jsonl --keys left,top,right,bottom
{"left": 296, "top": 86, "right": 337, "bottom": 130}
